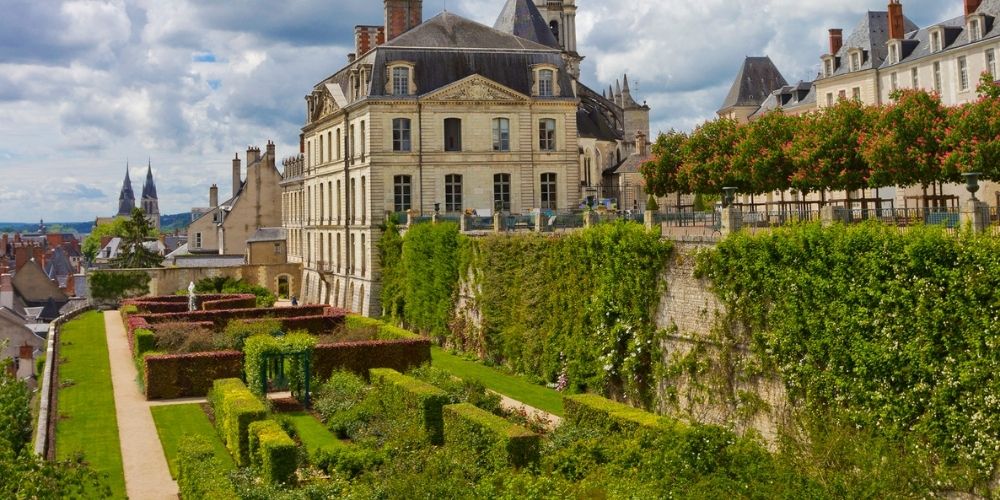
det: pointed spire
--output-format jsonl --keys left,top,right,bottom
{"left": 117, "top": 160, "right": 136, "bottom": 216}
{"left": 494, "top": 0, "right": 560, "bottom": 48}
{"left": 621, "top": 73, "right": 640, "bottom": 108}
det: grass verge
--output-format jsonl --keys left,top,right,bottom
{"left": 285, "top": 411, "right": 342, "bottom": 453}
{"left": 151, "top": 404, "right": 234, "bottom": 478}
{"left": 55, "top": 311, "right": 126, "bottom": 498}
{"left": 431, "top": 347, "right": 564, "bottom": 416}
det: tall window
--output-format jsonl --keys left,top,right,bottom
{"left": 988, "top": 49, "right": 997, "bottom": 78}
{"left": 539, "top": 119, "right": 556, "bottom": 151}
{"left": 911, "top": 67, "right": 919, "bottom": 88}
{"left": 492, "top": 118, "right": 510, "bottom": 151}
{"left": 444, "top": 118, "right": 462, "bottom": 152}
{"left": 195, "top": 233, "right": 202, "bottom": 248}
{"left": 851, "top": 87, "right": 861, "bottom": 100}
{"left": 888, "top": 44, "right": 898, "bottom": 65}
{"left": 890, "top": 72, "right": 898, "bottom": 92}
{"left": 959, "top": 56, "right": 969, "bottom": 91}
{"left": 336, "top": 180, "right": 341, "bottom": 223}
{"left": 392, "top": 67, "right": 410, "bottom": 96}
{"left": 319, "top": 135, "right": 324, "bottom": 164}
{"left": 336, "top": 129, "right": 342, "bottom": 159}
{"left": 538, "top": 69, "right": 554, "bottom": 97}
{"left": 361, "top": 176, "right": 367, "bottom": 225}
{"left": 540, "top": 173, "right": 557, "bottom": 210}
{"left": 493, "top": 173, "right": 511, "bottom": 211}
{"left": 360, "top": 121, "right": 366, "bottom": 161}
{"left": 393, "top": 118, "right": 411, "bottom": 152}
{"left": 970, "top": 19, "right": 983, "bottom": 42}
{"left": 826, "top": 92, "right": 834, "bottom": 106}
{"left": 327, "top": 131, "right": 332, "bottom": 161}
{"left": 825, "top": 60, "right": 834, "bottom": 77}
{"left": 850, "top": 52, "right": 861, "bottom": 72}
{"left": 350, "top": 178, "right": 356, "bottom": 223}
{"left": 445, "top": 174, "right": 463, "bottom": 212}
{"left": 931, "top": 31, "right": 942, "bottom": 52}
{"left": 394, "top": 175, "right": 412, "bottom": 213}
{"left": 933, "top": 61, "right": 942, "bottom": 92}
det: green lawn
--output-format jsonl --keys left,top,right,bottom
{"left": 151, "top": 404, "right": 234, "bottom": 478}
{"left": 431, "top": 347, "right": 564, "bottom": 416}
{"left": 55, "top": 311, "right": 126, "bottom": 498}
{"left": 285, "top": 411, "right": 342, "bottom": 454}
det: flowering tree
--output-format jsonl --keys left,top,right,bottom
{"left": 861, "top": 90, "right": 953, "bottom": 197}
{"left": 640, "top": 130, "right": 688, "bottom": 197}
{"left": 676, "top": 118, "right": 743, "bottom": 194}
{"left": 943, "top": 74, "right": 1000, "bottom": 182}
{"left": 732, "top": 111, "right": 798, "bottom": 195}
{"left": 785, "top": 99, "right": 875, "bottom": 200}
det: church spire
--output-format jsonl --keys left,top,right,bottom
{"left": 117, "top": 162, "right": 136, "bottom": 217}
{"left": 621, "top": 74, "right": 640, "bottom": 108}
{"left": 141, "top": 160, "right": 160, "bottom": 226}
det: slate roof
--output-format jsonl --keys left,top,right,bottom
{"left": 11, "top": 260, "right": 68, "bottom": 304}
{"left": 577, "top": 83, "right": 623, "bottom": 141}
{"left": 882, "top": 1, "right": 1000, "bottom": 69}
{"left": 117, "top": 167, "right": 136, "bottom": 216}
{"left": 43, "top": 247, "right": 73, "bottom": 278}
{"left": 828, "top": 11, "right": 918, "bottom": 77}
{"left": 750, "top": 81, "right": 817, "bottom": 119}
{"left": 719, "top": 57, "right": 789, "bottom": 112}
{"left": 385, "top": 12, "right": 557, "bottom": 51}
{"left": 494, "top": 0, "right": 560, "bottom": 49}
{"left": 141, "top": 164, "right": 158, "bottom": 200}
{"left": 609, "top": 153, "right": 653, "bottom": 175}
{"left": 248, "top": 228, "right": 287, "bottom": 243}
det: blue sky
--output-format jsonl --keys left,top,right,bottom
{"left": 0, "top": 0, "right": 962, "bottom": 222}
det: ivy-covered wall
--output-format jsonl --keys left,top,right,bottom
{"left": 382, "top": 222, "right": 672, "bottom": 407}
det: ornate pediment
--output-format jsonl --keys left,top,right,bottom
{"left": 424, "top": 75, "right": 528, "bottom": 103}
{"left": 310, "top": 84, "right": 347, "bottom": 122}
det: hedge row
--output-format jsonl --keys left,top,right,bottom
{"left": 248, "top": 420, "right": 297, "bottom": 484}
{"left": 202, "top": 295, "right": 257, "bottom": 311}
{"left": 443, "top": 403, "right": 540, "bottom": 468}
{"left": 177, "top": 437, "right": 237, "bottom": 499}
{"left": 370, "top": 368, "right": 449, "bottom": 445}
{"left": 344, "top": 316, "right": 421, "bottom": 340}
{"left": 124, "top": 294, "right": 255, "bottom": 314}
{"left": 209, "top": 378, "right": 268, "bottom": 466}
{"left": 313, "top": 339, "right": 431, "bottom": 381}
{"left": 563, "top": 394, "right": 678, "bottom": 435}
{"left": 241, "top": 314, "right": 345, "bottom": 334}
{"left": 134, "top": 329, "right": 156, "bottom": 358}
{"left": 139, "top": 305, "right": 337, "bottom": 327}
{"left": 145, "top": 351, "right": 244, "bottom": 399}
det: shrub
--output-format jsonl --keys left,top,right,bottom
{"left": 344, "top": 316, "right": 420, "bottom": 340}
{"left": 177, "top": 436, "right": 237, "bottom": 499}
{"left": 144, "top": 351, "right": 243, "bottom": 399}
{"left": 311, "top": 443, "right": 383, "bottom": 478}
{"left": 312, "top": 339, "right": 431, "bottom": 381}
{"left": 219, "top": 319, "right": 282, "bottom": 350}
{"left": 193, "top": 277, "right": 277, "bottom": 308}
{"left": 133, "top": 329, "right": 156, "bottom": 358}
{"left": 209, "top": 378, "right": 268, "bottom": 465}
{"left": 89, "top": 271, "right": 150, "bottom": 304}
{"left": 314, "top": 371, "right": 371, "bottom": 438}
{"left": 443, "top": 403, "right": 540, "bottom": 469}
{"left": 563, "top": 393, "right": 678, "bottom": 436}
{"left": 369, "top": 368, "right": 449, "bottom": 445}
{"left": 409, "top": 365, "right": 502, "bottom": 415}
{"left": 202, "top": 295, "right": 257, "bottom": 311}
{"left": 120, "top": 304, "right": 138, "bottom": 317}
{"left": 151, "top": 322, "right": 216, "bottom": 354}
{"left": 0, "top": 369, "right": 32, "bottom": 455}
{"left": 248, "top": 420, "right": 298, "bottom": 485}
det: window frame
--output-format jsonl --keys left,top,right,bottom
{"left": 539, "top": 118, "right": 557, "bottom": 152}
{"left": 911, "top": 67, "right": 920, "bottom": 88}
{"left": 987, "top": 49, "right": 997, "bottom": 78}
{"left": 392, "top": 118, "right": 412, "bottom": 152}
{"left": 540, "top": 173, "right": 557, "bottom": 210}
{"left": 538, "top": 69, "right": 554, "bottom": 97}
{"left": 393, "top": 175, "right": 412, "bottom": 214}
{"left": 392, "top": 66, "right": 410, "bottom": 96}
{"left": 493, "top": 173, "right": 511, "bottom": 212}
{"left": 444, "top": 118, "right": 462, "bottom": 152}
{"left": 958, "top": 56, "right": 970, "bottom": 91}
{"left": 890, "top": 72, "right": 898, "bottom": 92}
{"left": 492, "top": 117, "right": 510, "bottom": 152}
{"left": 445, "top": 174, "right": 463, "bottom": 213}
{"left": 933, "top": 61, "right": 942, "bottom": 92}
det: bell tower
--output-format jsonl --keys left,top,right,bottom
{"left": 535, "top": 0, "right": 581, "bottom": 78}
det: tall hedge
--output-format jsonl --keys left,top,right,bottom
{"left": 370, "top": 368, "right": 449, "bottom": 445}
{"left": 177, "top": 437, "right": 237, "bottom": 499}
{"left": 697, "top": 222, "right": 1000, "bottom": 479}
{"left": 209, "top": 378, "right": 267, "bottom": 466}
{"left": 248, "top": 420, "right": 297, "bottom": 485}
{"left": 396, "top": 222, "right": 463, "bottom": 339}
{"left": 443, "top": 403, "right": 540, "bottom": 469}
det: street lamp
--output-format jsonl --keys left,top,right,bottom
{"left": 962, "top": 172, "right": 981, "bottom": 201}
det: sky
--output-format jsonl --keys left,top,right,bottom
{"left": 0, "top": 0, "right": 963, "bottom": 222}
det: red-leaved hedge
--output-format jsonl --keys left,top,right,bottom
{"left": 144, "top": 351, "right": 244, "bottom": 399}
{"left": 124, "top": 294, "right": 255, "bottom": 314}
{"left": 202, "top": 295, "right": 257, "bottom": 311}
{"left": 240, "top": 315, "right": 346, "bottom": 335}
{"left": 139, "top": 305, "right": 337, "bottom": 328}
{"left": 312, "top": 338, "right": 432, "bottom": 381}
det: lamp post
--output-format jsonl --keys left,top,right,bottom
{"left": 722, "top": 187, "right": 738, "bottom": 209}
{"left": 962, "top": 172, "right": 981, "bottom": 201}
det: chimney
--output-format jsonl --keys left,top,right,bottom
{"left": 266, "top": 140, "right": 276, "bottom": 159}
{"left": 355, "top": 25, "right": 385, "bottom": 55}
{"left": 0, "top": 274, "right": 13, "bottom": 310}
{"left": 210, "top": 184, "right": 219, "bottom": 207}
{"left": 347, "top": 53, "right": 356, "bottom": 64}
{"left": 19, "top": 343, "right": 32, "bottom": 362}
{"left": 829, "top": 29, "right": 844, "bottom": 55}
{"left": 232, "top": 153, "right": 242, "bottom": 199}
{"left": 385, "top": 0, "right": 422, "bottom": 42}
{"left": 299, "top": 134, "right": 305, "bottom": 154}
{"left": 888, "top": 1, "right": 905, "bottom": 40}
{"left": 966, "top": 0, "right": 983, "bottom": 15}
{"left": 636, "top": 132, "right": 648, "bottom": 157}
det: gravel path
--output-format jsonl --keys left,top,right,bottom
{"left": 104, "top": 311, "right": 178, "bottom": 499}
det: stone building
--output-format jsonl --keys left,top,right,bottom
{"left": 189, "top": 143, "right": 284, "bottom": 256}
{"left": 285, "top": 0, "right": 650, "bottom": 315}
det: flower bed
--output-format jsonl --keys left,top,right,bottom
{"left": 144, "top": 351, "right": 245, "bottom": 399}
{"left": 313, "top": 338, "right": 431, "bottom": 381}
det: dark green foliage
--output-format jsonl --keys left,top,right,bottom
{"left": 0, "top": 363, "right": 31, "bottom": 457}
{"left": 311, "top": 444, "right": 383, "bottom": 478}
{"left": 378, "top": 213, "right": 405, "bottom": 319}
{"left": 697, "top": 222, "right": 1000, "bottom": 482}
{"left": 177, "top": 436, "right": 237, "bottom": 499}
{"left": 313, "top": 371, "right": 370, "bottom": 438}
{"left": 111, "top": 208, "right": 164, "bottom": 269}
{"left": 369, "top": 368, "right": 449, "bottom": 445}
{"left": 243, "top": 333, "right": 316, "bottom": 399}
{"left": 209, "top": 378, "right": 267, "bottom": 466}
{"left": 88, "top": 271, "right": 150, "bottom": 302}
{"left": 220, "top": 319, "right": 282, "bottom": 351}
{"left": 563, "top": 393, "right": 676, "bottom": 435}
{"left": 395, "top": 222, "right": 463, "bottom": 339}
{"left": 344, "top": 315, "right": 419, "bottom": 340}
{"left": 408, "top": 365, "right": 502, "bottom": 415}
{"left": 248, "top": 420, "right": 298, "bottom": 485}
{"left": 193, "top": 277, "right": 276, "bottom": 308}
{"left": 443, "top": 403, "right": 540, "bottom": 469}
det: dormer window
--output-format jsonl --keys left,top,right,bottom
{"left": 969, "top": 17, "right": 983, "bottom": 42}
{"left": 930, "top": 29, "right": 943, "bottom": 53}
{"left": 823, "top": 57, "right": 835, "bottom": 77}
{"left": 385, "top": 61, "right": 417, "bottom": 96}
{"left": 531, "top": 65, "right": 560, "bottom": 97}
{"left": 888, "top": 42, "right": 899, "bottom": 65}
{"left": 849, "top": 50, "right": 862, "bottom": 72}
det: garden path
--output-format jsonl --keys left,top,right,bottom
{"left": 104, "top": 311, "right": 178, "bottom": 499}
{"left": 496, "top": 394, "right": 563, "bottom": 430}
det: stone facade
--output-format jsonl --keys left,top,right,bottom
{"left": 99, "top": 263, "right": 300, "bottom": 298}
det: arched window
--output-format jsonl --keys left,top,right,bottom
{"left": 361, "top": 234, "right": 367, "bottom": 277}
{"left": 492, "top": 118, "right": 510, "bottom": 151}
{"left": 541, "top": 173, "right": 557, "bottom": 210}
{"left": 444, "top": 118, "right": 462, "bottom": 152}
{"left": 393, "top": 118, "right": 412, "bottom": 152}
{"left": 361, "top": 176, "right": 367, "bottom": 225}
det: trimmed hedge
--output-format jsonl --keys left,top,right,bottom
{"left": 248, "top": 420, "right": 297, "bottom": 485}
{"left": 443, "top": 403, "right": 540, "bottom": 468}
{"left": 202, "top": 295, "right": 257, "bottom": 311}
{"left": 241, "top": 314, "right": 345, "bottom": 334}
{"left": 344, "top": 316, "right": 421, "bottom": 340}
{"left": 370, "top": 368, "right": 449, "bottom": 445}
{"left": 144, "top": 351, "right": 244, "bottom": 399}
{"left": 134, "top": 328, "right": 156, "bottom": 358}
{"left": 313, "top": 339, "right": 431, "bottom": 380}
{"left": 139, "top": 305, "right": 337, "bottom": 328}
{"left": 563, "top": 393, "right": 678, "bottom": 435}
{"left": 209, "top": 378, "right": 268, "bottom": 466}
{"left": 177, "top": 436, "right": 237, "bottom": 499}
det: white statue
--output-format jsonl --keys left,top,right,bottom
{"left": 187, "top": 281, "right": 197, "bottom": 312}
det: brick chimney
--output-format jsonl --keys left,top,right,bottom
{"left": 385, "top": 0, "right": 422, "bottom": 42}
{"left": 19, "top": 343, "right": 32, "bottom": 361}
{"left": 355, "top": 25, "right": 385, "bottom": 55}
{"left": 210, "top": 184, "right": 219, "bottom": 208}
{"left": 232, "top": 153, "right": 242, "bottom": 199}
{"left": 966, "top": 0, "right": 983, "bottom": 15}
{"left": 829, "top": 29, "right": 844, "bottom": 55}
{"left": 636, "top": 131, "right": 648, "bottom": 157}
{"left": 888, "top": 0, "right": 905, "bottom": 40}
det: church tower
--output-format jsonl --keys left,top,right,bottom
{"left": 535, "top": 0, "right": 581, "bottom": 78}
{"left": 141, "top": 161, "right": 161, "bottom": 230}
{"left": 117, "top": 164, "right": 136, "bottom": 217}
{"left": 621, "top": 74, "right": 651, "bottom": 156}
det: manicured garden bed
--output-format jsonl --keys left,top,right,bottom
{"left": 431, "top": 347, "right": 564, "bottom": 416}
{"left": 55, "top": 311, "right": 126, "bottom": 498}
{"left": 150, "top": 403, "right": 234, "bottom": 478}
